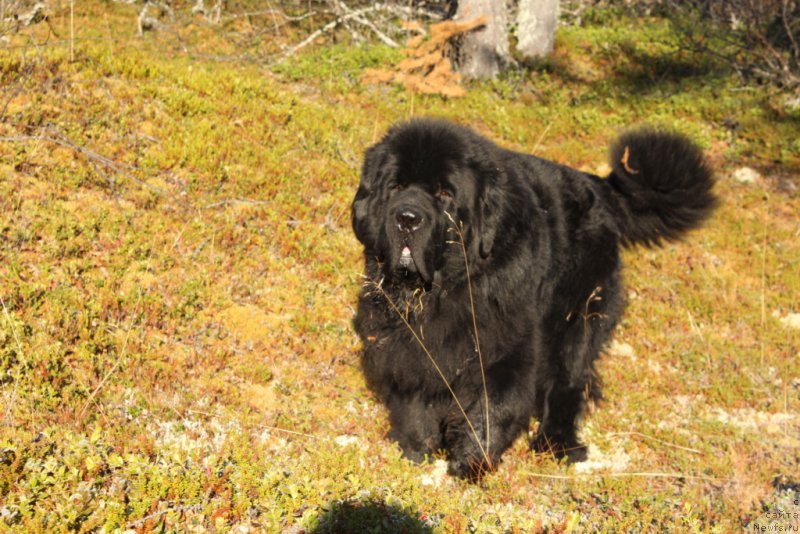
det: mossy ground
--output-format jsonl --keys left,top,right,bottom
{"left": 1, "top": 2, "right": 798, "bottom": 532}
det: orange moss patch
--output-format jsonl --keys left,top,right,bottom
{"left": 362, "top": 16, "right": 487, "bottom": 97}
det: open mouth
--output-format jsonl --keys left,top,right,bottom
{"left": 399, "top": 246, "right": 414, "bottom": 269}
{"left": 389, "top": 242, "right": 429, "bottom": 287}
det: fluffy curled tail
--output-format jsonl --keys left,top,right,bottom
{"left": 605, "top": 128, "right": 718, "bottom": 247}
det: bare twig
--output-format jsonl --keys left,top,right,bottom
{"left": 666, "top": 1, "right": 800, "bottom": 93}
{"left": 608, "top": 431, "right": 704, "bottom": 455}
{"left": 277, "top": 2, "right": 430, "bottom": 62}
{"left": 189, "top": 237, "right": 211, "bottom": 259}
{"left": 201, "top": 198, "right": 272, "bottom": 209}
{"left": 337, "top": 0, "right": 398, "bottom": 48}
{"left": 278, "top": 7, "right": 371, "bottom": 60}
{"left": 222, "top": 8, "right": 315, "bottom": 23}
{"left": 760, "top": 195, "right": 769, "bottom": 366}
{"left": 524, "top": 470, "right": 723, "bottom": 482}
{"left": 445, "top": 211, "right": 491, "bottom": 468}
{"left": 78, "top": 291, "right": 142, "bottom": 420}
{"left": 1, "top": 296, "right": 26, "bottom": 426}
{"left": 531, "top": 122, "right": 551, "bottom": 154}
{"left": 262, "top": 0, "right": 280, "bottom": 34}
{"left": 783, "top": 0, "right": 800, "bottom": 65}
{"left": 126, "top": 504, "right": 203, "bottom": 529}
{"left": 0, "top": 35, "right": 125, "bottom": 51}
{"left": 0, "top": 132, "right": 165, "bottom": 196}
{"left": 258, "top": 424, "right": 320, "bottom": 440}
{"left": 69, "top": 0, "right": 74, "bottom": 62}
{"left": 0, "top": 81, "right": 25, "bottom": 121}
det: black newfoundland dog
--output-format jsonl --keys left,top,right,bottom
{"left": 351, "top": 118, "right": 716, "bottom": 480}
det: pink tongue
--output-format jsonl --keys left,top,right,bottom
{"left": 400, "top": 247, "right": 413, "bottom": 266}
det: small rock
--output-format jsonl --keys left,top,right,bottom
{"left": 776, "top": 177, "right": 798, "bottom": 196}
{"left": 420, "top": 459, "right": 448, "bottom": 487}
{"left": 721, "top": 117, "right": 740, "bottom": 133}
{"left": 731, "top": 166, "right": 762, "bottom": 185}
{"left": 572, "top": 443, "right": 630, "bottom": 473}
{"left": 334, "top": 435, "right": 358, "bottom": 447}
{"left": 778, "top": 312, "right": 800, "bottom": 330}
{"left": 784, "top": 94, "right": 800, "bottom": 112}
{"left": 607, "top": 340, "right": 636, "bottom": 358}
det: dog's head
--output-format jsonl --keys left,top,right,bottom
{"left": 352, "top": 119, "right": 506, "bottom": 289}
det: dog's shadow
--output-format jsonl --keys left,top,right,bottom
{"left": 310, "top": 499, "right": 434, "bottom": 534}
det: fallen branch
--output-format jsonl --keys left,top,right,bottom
{"left": 201, "top": 198, "right": 273, "bottom": 209}
{"left": 278, "top": 5, "right": 379, "bottom": 60}
{"left": 524, "top": 470, "right": 724, "bottom": 482}
{"left": 126, "top": 504, "right": 203, "bottom": 529}
{"left": 608, "top": 431, "right": 704, "bottom": 455}
{"left": 337, "top": 0, "right": 398, "bottom": 48}
{"left": 221, "top": 8, "right": 316, "bottom": 23}
{"left": 276, "top": 2, "right": 436, "bottom": 62}
{"left": 0, "top": 131, "right": 164, "bottom": 195}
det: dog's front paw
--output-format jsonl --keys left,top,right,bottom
{"left": 389, "top": 429, "right": 436, "bottom": 464}
{"left": 399, "top": 447, "right": 427, "bottom": 464}
{"left": 447, "top": 455, "right": 496, "bottom": 482}
{"left": 530, "top": 432, "right": 588, "bottom": 464}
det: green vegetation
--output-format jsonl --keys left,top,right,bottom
{"left": 1, "top": 2, "right": 798, "bottom": 531}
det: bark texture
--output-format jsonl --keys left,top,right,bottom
{"left": 516, "top": 0, "right": 559, "bottom": 59}
{"left": 455, "top": 0, "right": 510, "bottom": 79}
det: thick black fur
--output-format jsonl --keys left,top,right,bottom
{"left": 351, "top": 118, "right": 717, "bottom": 480}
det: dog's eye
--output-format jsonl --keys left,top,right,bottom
{"left": 437, "top": 187, "right": 453, "bottom": 199}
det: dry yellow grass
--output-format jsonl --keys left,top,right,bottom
{"left": 0, "top": 1, "right": 798, "bottom": 531}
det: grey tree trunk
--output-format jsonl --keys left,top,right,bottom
{"left": 516, "top": 0, "right": 559, "bottom": 59}
{"left": 455, "top": 0, "right": 510, "bottom": 79}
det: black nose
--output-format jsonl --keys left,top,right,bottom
{"left": 396, "top": 208, "right": 423, "bottom": 232}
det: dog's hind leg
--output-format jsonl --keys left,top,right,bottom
{"left": 530, "top": 382, "right": 589, "bottom": 463}
{"left": 531, "top": 280, "right": 622, "bottom": 463}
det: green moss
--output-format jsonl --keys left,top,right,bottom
{"left": 273, "top": 42, "right": 403, "bottom": 89}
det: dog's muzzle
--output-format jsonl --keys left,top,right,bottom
{"left": 395, "top": 207, "right": 423, "bottom": 233}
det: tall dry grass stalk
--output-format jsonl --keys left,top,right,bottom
{"left": 372, "top": 281, "right": 492, "bottom": 470}
{"left": 367, "top": 211, "right": 496, "bottom": 475}
{"left": 759, "top": 196, "right": 769, "bottom": 366}
{"left": 1, "top": 296, "right": 26, "bottom": 426}
{"left": 70, "top": 0, "right": 74, "bottom": 62}
{"left": 78, "top": 291, "right": 142, "bottom": 419}
{"left": 446, "top": 211, "right": 491, "bottom": 468}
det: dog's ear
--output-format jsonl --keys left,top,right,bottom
{"left": 359, "top": 144, "right": 384, "bottom": 187}
{"left": 463, "top": 149, "right": 505, "bottom": 259}
{"left": 468, "top": 153, "right": 505, "bottom": 259}
{"left": 352, "top": 144, "right": 384, "bottom": 245}
{"left": 478, "top": 181, "right": 503, "bottom": 258}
